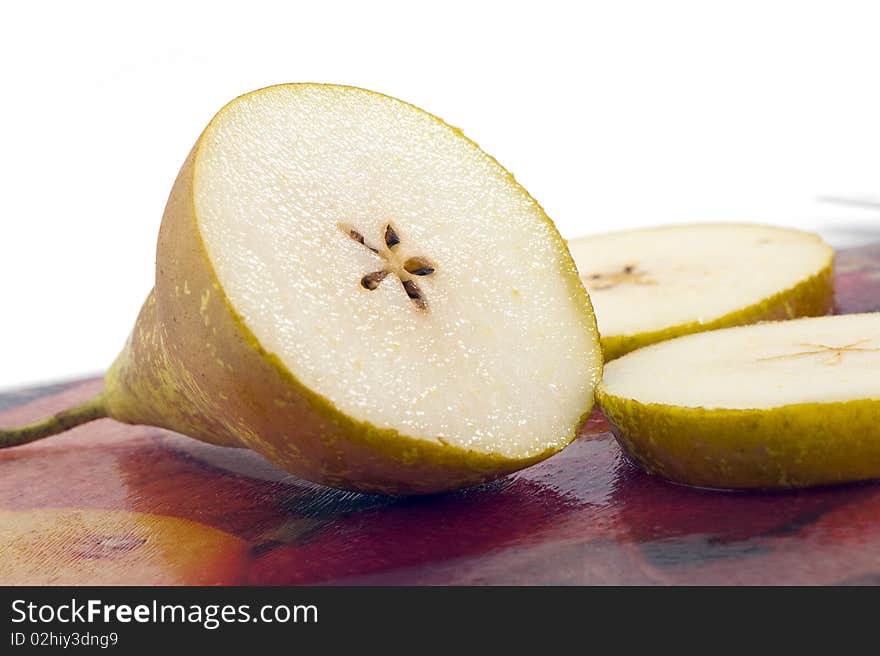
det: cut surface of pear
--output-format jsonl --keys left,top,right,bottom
{"left": 1, "top": 84, "right": 602, "bottom": 494}
{"left": 598, "top": 313, "right": 880, "bottom": 489}
{"left": 568, "top": 224, "right": 834, "bottom": 360}
{"left": 0, "top": 508, "right": 248, "bottom": 585}
{"left": 194, "top": 85, "right": 599, "bottom": 461}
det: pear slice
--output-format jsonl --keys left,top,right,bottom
{"left": 0, "top": 508, "right": 248, "bottom": 585}
{"left": 598, "top": 313, "right": 880, "bottom": 489}
{"left": 0, "top": 84, "right": 602, "bottom": 494}
{"left": 568, "top": 224, "right": 834, "bottom": 360}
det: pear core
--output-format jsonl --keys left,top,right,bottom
{"left": 193, "top": 84, "right": 601, "bottom": 460}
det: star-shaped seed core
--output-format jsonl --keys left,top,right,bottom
{"left": 341, "top": 223, "right": 436, "bottom": 311}
{"left": 583, "top": 263, "right": 657, "bottom": 290}
{"left": 758, "top": 338, "right": 880, "bottom": 366}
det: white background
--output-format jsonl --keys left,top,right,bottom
{"left": 2, "top": 0, "right": 879, "bottom": 389}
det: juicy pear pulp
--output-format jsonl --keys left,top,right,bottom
{"left": 568, "top": 224, "right": 834, "bottom": 359}
{"left": 598, "top": 313, "right": 880, "bottom": 489}
{"left": 106, "top": 84, "right": 602, "bottom": 494}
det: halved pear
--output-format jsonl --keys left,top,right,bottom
{"left": 598, "top": 313, "right": 880, "bottom": 489}
{"left": 568, "top": 224, "right": 834, "bottom": 360}
{"left": 0, "top": 84, "right": 602, "bottom": 494}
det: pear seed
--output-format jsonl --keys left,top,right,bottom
{"left": 361, "top": 270, "right": 390, "bottom": 290}
{"left": 402, "top": 280, "right": 427, "bottom": 310}
{"left": 404, "top": 257, "right": 435, "bottom": 276}
{"left": 384, "top": 224, "right": 401, "bottom": 249}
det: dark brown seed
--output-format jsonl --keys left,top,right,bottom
{"left": 623, "top": 265, "right": 635, "bottom": 274}
{"left": 404, "top": 257, "right": 435, "bottom": 276}
{"left": 342, "top": 225, "right": 379, "bottom": 253}
{"left": 402, "top": 279, "right": 427, "bottom": 310}
{"left": 361, "top": 270, "right": 390, "bottom": 290}
{"left": 384, "top": 224, "right": 401, "bottom": 249}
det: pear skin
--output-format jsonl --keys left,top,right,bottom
{"left": 600, "top": 394, "right": 880, "bottom": 489}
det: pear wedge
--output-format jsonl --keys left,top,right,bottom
{"left": 0, "top": 84, "right": 602, "bottom": 494}
{"left": 598, "top": 313, "right": 880, "bottom": 489}
{"left": 568, "top": 224, "right": 834, "bottom": 360}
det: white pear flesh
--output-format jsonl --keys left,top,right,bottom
{"left": 194, "top": 84, "right": 602, "bottom": 462}
{"left": 568, "top": 224, "right": 834, "bottom": 359}
{"left": 599, "top": 313, "right": 880, "bottom": 489}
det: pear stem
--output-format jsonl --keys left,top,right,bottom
{"left": 0, "top": 394, "right": 108, "bottom": 449}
